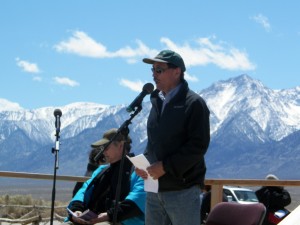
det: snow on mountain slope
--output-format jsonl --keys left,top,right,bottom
{"left": 200, "top": 74, "right": 300, "bottom": 141}
{"left": 1, "top": 74, "right": 300, "bottom": 178}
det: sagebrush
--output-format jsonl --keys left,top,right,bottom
{"left": 0, "top": 194, "right": 68, "bottom": 219}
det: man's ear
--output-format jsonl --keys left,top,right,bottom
{"left": 175, "top": 67, "right": 181, "bottom": 77}
{"left": 118, "top": 141, "right": 124, "bottom": 150}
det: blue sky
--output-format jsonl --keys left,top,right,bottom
{"left": 1, "top": 0, "right": 300, "bottom": 110}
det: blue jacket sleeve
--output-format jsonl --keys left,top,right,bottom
{"left": 125, "top": 171, "right": 146, "bottom": 214}
{"left": 69, "top": 165, "right": 109, "bottom": 207}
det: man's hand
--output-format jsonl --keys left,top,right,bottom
{"left": 146, "top": 161, "right": 165, "bottom": 180}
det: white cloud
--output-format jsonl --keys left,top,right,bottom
{"left": 119, "top": 79, "right": 145, "bottom": 92}
{"left": 160, "top": 37, "right": 256, "bottom": 71}
{"left": 16, "top": 58, "right": 40, "bottom": 73}
{"left": 119, "top": 76, "right": 199, "bottom": 91}
{"left": 0, "top": 98, "right": 23, "bottom": 111}
{"left": 54, "top": 31, "right": 155, "bottom": 59}
{"left": 54, "top": 31, "right": 109, "bottom": 58}
{"left": 251, "top": 14, "right": 271, "bottom": 32}
{"left": 53, "top": 76, "right": 79, "bottom": 87}
{"left": 185, "top": 72, "right": 199, "bottom": 82}
{"left": 54, "top": 31, "right": 255, "bottom": 71}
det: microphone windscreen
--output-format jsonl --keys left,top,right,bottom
{"left": 54, "top": 109, "right": 62, "bottom": 117}
{"left": 143, "top": 83, "right": 154, "bottom": 94}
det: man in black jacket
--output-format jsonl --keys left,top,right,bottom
{"left": 136, "top": 50, "right": 210, "bottom": 225}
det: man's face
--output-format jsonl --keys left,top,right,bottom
{"left": 103, "top": 141, "right": 123, "bottom": 164}
{"left": 152, "top": 62, "right": 181, "bottom": 94}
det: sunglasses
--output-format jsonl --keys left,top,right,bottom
{"left": 151, "top": 67, "right": 170, "bottom": 74}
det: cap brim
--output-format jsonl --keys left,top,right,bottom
{"left": 143, "top": 58, "right": 168, "bottom": 64}
{"left": 91, "top": 138, "right": 110, "bottom": 148}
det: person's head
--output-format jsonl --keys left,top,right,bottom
{"left": 89, "top": 147, "right": 105, "bottom": 165}
{"left": 143, "top": 50, "right": 186, "bottom": 94}
{"left": 83, "top": 148, "right": 104, "bottom": 176}
{"left": 91, "top": 128, "right": 132, "bottom": 164}
{"left": 265, "top": 174, "right": 279, "bottom": 180}
{"left": 265, "top": 174, "right": 283, "bottom": 189}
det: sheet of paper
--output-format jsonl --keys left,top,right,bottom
{"left": 127, "top": 154, "right": 159, "bottom": 193}
{"left": 67, "top": 208, "right": 98, "bottom": 221}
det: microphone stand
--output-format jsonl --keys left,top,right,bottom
{"left": 113, "top": 106, "right": 142, "bottom": 225}
{"left": 50, "top": 129, "right": 60, "bottom": 225}
{"left": 93, "top": 105, "right": 142, "bottom": 225}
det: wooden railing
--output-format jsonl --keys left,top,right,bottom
{"left": 0, "top": 171, "right": 88, "bottom": 182}
{"left": 1, "top": 171, "right": 300, "bottom": 210}
{"left": 205, "top": 179, "right": 300, "bottom": 209}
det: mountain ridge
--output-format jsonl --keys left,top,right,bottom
{"left": 1, "top": 74, "right": 299, "bottom": 179}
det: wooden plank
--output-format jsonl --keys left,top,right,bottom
{"left": 210, "top": 184, "right": 223, "bottom": 209}
{"left": 205, "top": 179, "right": 300, "bottom": 187}
{"left": 1, "top": 171, "right": 300, "bottom": 186}
{"left": 0, "top": 215, "right": 40, "bottom": 224}
{"left": 0, "top": 171, "right": 88, "bottom": 182}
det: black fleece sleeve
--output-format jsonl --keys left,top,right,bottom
{"left": 106, "top": 199, "right": 143, "bottom": 222}
{"left": 69, "top": 200, "right": 85, "bottom": 212}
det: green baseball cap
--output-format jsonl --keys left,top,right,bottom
{"left": 143, "top": 50, "right": 186, "bottom": 72}
{"left": 91, "top": 128, "right": 131, "bottom": 148}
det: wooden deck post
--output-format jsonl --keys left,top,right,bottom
{"left": 210, "top": 184, "right": 223, "bottom": 210}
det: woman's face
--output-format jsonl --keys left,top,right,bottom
{"left": 103, "top": 141, "right": 123, "bottom": 164}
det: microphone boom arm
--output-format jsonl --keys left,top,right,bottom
{"left": 94, "top": 104, "right": 142, "bottom": 162}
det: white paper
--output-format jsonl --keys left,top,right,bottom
{"left": 275, "top": 209, "right": 288, "bottom": 218}
{"left": 67, "top": 208, "right": 98, "bottom": 221}
{"left": 127, "top": 154, "right": 159, "bottom": 193}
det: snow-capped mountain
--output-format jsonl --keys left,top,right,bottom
{"left": 0, "top": 74, "right": 300, "bottom": 179}
{"left": 202, "top": 74, "right": 300, "bottom": 141}
{"left": 0, "top": 102, "right": 111, "bottom": 143}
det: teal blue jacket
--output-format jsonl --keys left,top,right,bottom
{"left": 66, "top": 165, "right": 146, "bottom": 225}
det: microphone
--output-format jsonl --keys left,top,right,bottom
{"left": 53, "top": 109, "right": 62, "bottom": 133}
{"left": 126, "top": 83, "right": 154, "bottom": 112}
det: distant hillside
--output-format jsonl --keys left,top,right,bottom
{"left": 0, "top": 74, "right": 300, "bottom": 179}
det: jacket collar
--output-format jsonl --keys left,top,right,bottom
{"left": 151, "top": 80, "right": 189, "bottom": 103}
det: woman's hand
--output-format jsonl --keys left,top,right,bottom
{"left": 135, "top": 167, "right": 148, "bottom": 179}
{"left": 72, "top": 212, "right": 89, "bottom": 225}
{"left": 89, "top": 212, "right": 109, "bottom": 224}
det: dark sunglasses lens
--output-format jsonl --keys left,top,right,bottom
{"left": 151, "top": 67, "right": 163, "bottom": 74}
